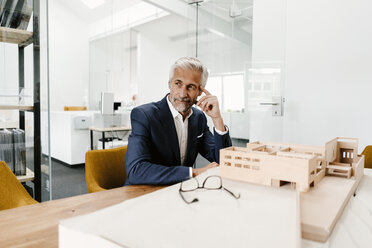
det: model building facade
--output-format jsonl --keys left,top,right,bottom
{"left": 220, "top": 137, "right": 364, "bottom": 192}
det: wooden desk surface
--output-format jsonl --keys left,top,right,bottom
{"left": 89, "top": 126, "right": 131, "bottom": 132}
{"left": 0, "top": 185, "right": 164, "bottom": 248}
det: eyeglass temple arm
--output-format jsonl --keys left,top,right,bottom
{"left": 223, "top": 187, "right": 241, "bottom": 199}
{"left": 179, "top": 190, "right": 199, "bottom": 204}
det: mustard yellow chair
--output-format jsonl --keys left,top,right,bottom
{"left": 361, "top": 146, "right": 372, "bottom": 169}
{"left": 0, "top": 161, "right": 38, "bottom": 211}
{"left": 85, "top": 146, "right": 127, "bottom": 193}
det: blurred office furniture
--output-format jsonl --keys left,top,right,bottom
{"left": 16, "top": 167, "right": 34, "bottom": 183}
{"left": 64, "top": 106, "right": 87, "bottom": 111}
{"left": 100, "top": 92, "right": 114, "bottom": 115}
{"left": 0, "top": 161, "right": 38, "bottom": 211}
{"left": 85, "top": 146, "right": 127, "bottom": 193}
{"left": 97, "top": 137, "right": 128, "bottom": 150}
{"left": 0, "top": 0, "right": 42, "bottom": 201}
{"left": 114, "top": 102, "right": 121, "bottom": 111}
{"left": 90, "top": 126, "right": 131, "bottom": 150}
{"left": 46, "top": 111, "right": 94, "bottom": 166}
{"left": 362, "top": 146, "right": 372, "bottom": 168}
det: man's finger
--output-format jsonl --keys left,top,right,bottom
{"left": 206, "top": 162, "right": 218, "bottom": 168}
{"left": 200, "top": 86, "right": 211, "bottom": 96}
{"left": 196, "top": 96, "right": 207, "bottom": 106}
{"left": 196, "top": 95, "right": 214, "bottom": 107}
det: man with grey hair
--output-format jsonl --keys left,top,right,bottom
{"left": 125, "top": 57, "right": 231, "bottom": 185}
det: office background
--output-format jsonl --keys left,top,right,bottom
{"left": 1, "top": 0, "right": 371, "bottom": 201}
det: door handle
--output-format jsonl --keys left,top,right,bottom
{"left": 260, "top": 102, "right": 279, "bottom": 105}
{"left": 260, "top": 96, "right": 283, "bottom": 116}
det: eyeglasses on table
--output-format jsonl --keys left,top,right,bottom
{"left": 179, "top": 175, "right": 240, "bottom": 204}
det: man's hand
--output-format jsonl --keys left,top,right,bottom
{"left": 192, "top": 162, "right": 219, "bottom": 177}
{"left": 196, "top": 86, "right": 226, "bottom": 132}
{"left": 196, "top": 86, "right": 221, "bottom": 118}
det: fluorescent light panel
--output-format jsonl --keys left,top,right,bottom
{"left": 81, "top": 0, "right": 105, "bottom": 9}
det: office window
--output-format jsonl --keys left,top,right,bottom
{"left": 206, "top": 76, "right": 222, "bottom": 110}
{"left": 206, "top": 73, "right": 245, "bottom": 113}
{"left": 223, "top": 74, "right": 245, "bottom": 112}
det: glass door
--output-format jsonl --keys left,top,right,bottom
{"left": 187, "top": 0, "right": 253, "bottom": 142}
{"left": 191, "top": 0, "right": 287, "bottom": 143}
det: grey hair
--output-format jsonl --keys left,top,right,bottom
{"left": 169, "top": 57, "right": 209, "bottom": 87}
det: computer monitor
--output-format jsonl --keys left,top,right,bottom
{"left": 114, "top": 102, "right": 121, "bottom": 111}
{"left": 101, "top": 92, "right": 114, "bottom": 115}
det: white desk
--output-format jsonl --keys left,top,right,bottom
{"left": 59, "top": 169, "right": 372, "bottom": 248}
{"left": 46, "top": 111, "right": 94, "bottom": 165}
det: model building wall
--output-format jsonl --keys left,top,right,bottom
{"left": 220, "top": 137, "right": 362, "bottom": 192}
{"left": 220, "top": 146, "right": 318, "bottom": 192}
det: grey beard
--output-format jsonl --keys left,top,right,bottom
{"left": 174, "top": 104, "right": 192, "bottom": 112}
{"left": 170, "top": 96, "right": 193, "bottom": 112}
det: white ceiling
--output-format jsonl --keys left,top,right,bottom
{"left": 57, "top": 0, "right": 252, "bottom": 44}
{"left": 58, "top": 0, "right": 141, "bottom": 23}
{"left": 58, "top": 0, "right": 253, "bottom": 25}
{"left": 182, "top": 0, "right": 253, "bottom": 22}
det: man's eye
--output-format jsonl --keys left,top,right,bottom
{"left": 188, "top": 85, "right": 196, "bottom": 90}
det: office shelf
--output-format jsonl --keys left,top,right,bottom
{"left": 16, "top": 168, "right": 35, "bottom": 183}
{"left": 0, "top": 0, "right": 42, "bottom": 201}
{"left": 0, "top": 105, "right": 34, "bottom": 111}
{"left": 0, "top": 27, "right": 33, "bottom": 45}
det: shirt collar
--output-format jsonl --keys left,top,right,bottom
{"left": 166, "top": 95, "right": 193, "bottom": 120}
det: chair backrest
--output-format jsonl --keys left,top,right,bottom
{"left": 85, "top": 146, "right": 127, "bottom": 193}
{"left": 0, "top": 161, "right": 37, "bottom": 211}
{"left": 64, "top": 106, "right": 87, "bottom": 111}
{"left": 362, "top": 146, "right": 372, "bottom": 169}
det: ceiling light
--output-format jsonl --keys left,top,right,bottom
{"left": 81, "top": 0, "right": 105, "bottom": 9}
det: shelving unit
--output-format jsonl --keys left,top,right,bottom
{"left": 0, "top": 27, "right": 33, "bottom": 45}
{"left": 0, "top": 105, "right": 34, "bottom": 111}
{"left": 16, "top": 168, "right": 35, "bottom": 183}
{"left": 0, "top": 0, "right": 42, "bottom": 201}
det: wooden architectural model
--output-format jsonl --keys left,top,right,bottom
{"left": 220, "top": 137, "right": 363, "bottom": 192}
{"left": 220, "top": 137, "right": 365, "bottom": 242}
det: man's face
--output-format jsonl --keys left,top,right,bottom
{"left": 168, "top": 68, "right": 202, "bottom": 114}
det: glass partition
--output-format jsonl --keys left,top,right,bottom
{"left": 192, "top": 0, "right": 253, "bottom": 114}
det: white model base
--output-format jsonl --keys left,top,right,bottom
{"left": 59, "top": 168, "right": 300, "bottom": 248}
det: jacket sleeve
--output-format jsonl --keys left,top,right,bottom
{"left": 198, "top": 115, "right": 232, "bottom": 163}
{"left": 125, "top": 108, "right": 189, "bottom": 185}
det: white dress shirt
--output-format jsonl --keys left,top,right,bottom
{"left": 166, "top": 96, "right": 228, "bottom": 178}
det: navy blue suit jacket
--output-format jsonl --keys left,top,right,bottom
{"left": 125, "top": 94, "right": 232, "bottom": 185}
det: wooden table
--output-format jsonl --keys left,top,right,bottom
{"left": 0, "top": 185, "right": 164, "bottom": 248}
{"left": 89, "top": 126, "right": 131, "bottom": 150}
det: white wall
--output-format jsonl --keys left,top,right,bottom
{"left": 89, "top": 31, "right": 132, "bottom": 110}
{"left": 248, "top": 0, "right": 286, "bottom": 142}
{"left": 282, "top": 0, "right": 372, "bottom": 151}
{"left": 49, "top": 0, "right": 89, "bottom": 110}
{"left": 136, "top": 16, "right": 189, "bottom": 105}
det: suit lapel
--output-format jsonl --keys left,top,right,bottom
{"left": 157, "top": 95, "right": 181, "bottom": 164}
